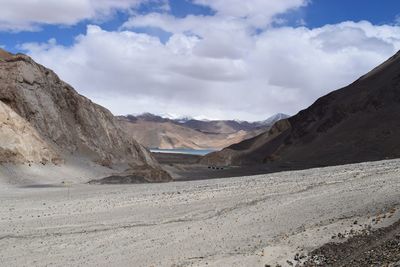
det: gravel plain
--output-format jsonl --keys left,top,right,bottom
{"left": 1, "top": 159, "right": 400, "bottom": 267}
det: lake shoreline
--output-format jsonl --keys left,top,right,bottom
{"left": 150, "top": 148, "right": 218, "bottom": 156}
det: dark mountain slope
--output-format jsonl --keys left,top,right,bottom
{"left": 203, "top": 51, "right": 400, "bottom": 167}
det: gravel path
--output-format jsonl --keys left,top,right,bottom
{"left": 1, "top": 159, "right": 400, "bottom": 267}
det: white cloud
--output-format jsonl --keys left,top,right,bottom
{"left": 122, "top": 0, "right": 310, "bottom": 61}
{"left": 193, "top": 0, "right": 308, "bottom": 27}
{"left": 123, "top": 13, "right": 255, "bottom": 60}
{"left": 14, "top": 0, "right": 400, "bottom": 121}
{"left": 21, "top": 20, "right": 400, "bottom": 121}
{"left": 0, "top": 0, "right": 166, "bottom": 31}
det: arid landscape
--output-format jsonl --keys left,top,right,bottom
{"left": 2, "top": 1, "right": 400, "bottom": 266}
{"left": 1, "top": 40, "right": 400, "bottom": 267}
{"left": 1, "top": 159, "right": 400, "bottom": 267}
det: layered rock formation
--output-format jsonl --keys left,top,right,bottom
{"left": 203, "top": 51, "right": 400, "bottom": 168}
{"left": 0, "top": 49, "right": 171, "bottom": 182}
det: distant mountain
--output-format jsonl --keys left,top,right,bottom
{"left": 178, "top": 115, "right": 290, "bottom": 134}
{"left": 202, "top": 51, "right": 400, "bottom": 168}
{"left": 178, "top": 119, "right": 253, "bottom": 134}
{"left": 260, "top": 113, "right": 289, "bottom": 126}
{"left": 0, "top": 49, "right": 170, "bottom": 183}
{"left": 118, "top": 113, "right": 289, "bottom": 150}
{"left": 118, "top": 117, "right": 252, "bottom": 150}
{"left": 121, "top": 113, "right": 171, "bottom": 123}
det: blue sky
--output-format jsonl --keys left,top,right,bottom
{"left": 2, "top": 0, "right": 400, "bottom": 53}
{"left": 1, "top": 0, "right": 215, "bottom": 52}
{"left": 1, "top": 0, "right": 400, "bottom": 120}
{"left": 305, "top": 0, "right": 400, "bottom": 27}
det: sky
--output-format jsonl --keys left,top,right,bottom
{"left": 1, "top": 0, "right": 400, "bottom": 121}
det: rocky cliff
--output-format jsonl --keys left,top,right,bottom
{"left": 0, "top": 49, "right": 171, "bottom": 183}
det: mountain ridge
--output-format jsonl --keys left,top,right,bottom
{"left": 202, "top": 51, "right": 400, "bottom": 168}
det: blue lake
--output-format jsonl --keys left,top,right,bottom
{"left": 150, "top": 148, "right": 217, "bottom": 156}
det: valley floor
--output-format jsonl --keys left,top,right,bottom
{"left": 1, "top": 159, "right": 400, "bottom": 266}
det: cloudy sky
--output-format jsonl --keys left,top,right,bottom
{"left": 2, "top": 0, "right": 400, "bottom": 121}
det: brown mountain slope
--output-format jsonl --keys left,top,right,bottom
{"left": 203, "top": 51, "right": 400, "bottom": 167}
{"left": 0, "top": 50, "right": 170, "bottom": 183}
{"left": 118, "top": 114, "right": 288, "bottom": 150}
{"left": 118, "top": 118, "right": 255, "bottom": 150}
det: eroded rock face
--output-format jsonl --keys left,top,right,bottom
{"left": 0, "top": 50, "right": 171, "bottom": 182}
{"left": 0, "top": 100, "right": 60, "bottom": 164}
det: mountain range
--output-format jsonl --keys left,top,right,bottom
{"left": 117, "top": 113, "right": 289, "bottom": 150}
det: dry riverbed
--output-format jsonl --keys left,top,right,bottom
{"left": 1, "top": 159, "right": 400, "bottom": 266}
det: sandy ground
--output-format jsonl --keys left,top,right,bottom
{"left": 1, "top": 159, "right": 400, "bottom": 267}
{"left": 0, "top": 157, "right": 123, "bottom": 187}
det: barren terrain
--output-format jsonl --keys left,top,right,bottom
{"left": 1, "top": 159, "right": 400, "bottom": 266}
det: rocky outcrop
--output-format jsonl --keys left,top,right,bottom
{"left": 203, "top": 51, "right": 400, "bottom": 168}
{"left": 0, "top": 49, "right": 171, "bottom": 182}
{"left": 88, "top": 165, "right": 172, "bottom": 184}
